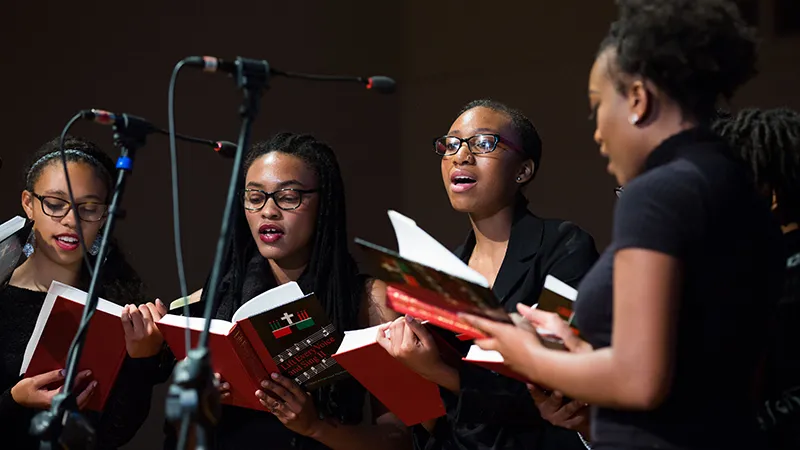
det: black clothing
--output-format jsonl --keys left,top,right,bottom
{"left": 760, "top": 228, "right": 800, "bottom": 449}
{"left": 0, "top": 285, "right": 161, "bottom": 450}
{"left": 573, "top": 128, "right": 785, "bottom": 450}
{"left": 413, "top": 202, "right": 600, "bottom": 450}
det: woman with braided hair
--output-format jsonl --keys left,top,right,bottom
{"left": 715, "top": 107, "right": 800, "bottom": 449}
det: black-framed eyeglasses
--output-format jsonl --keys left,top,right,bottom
{"left": 32, "top": 193, "right": 108, "bottom": 222}
{"left": 433, "top": 134, "right": 521, "bottom": 156}
{"left": 614, "top": 186, "right": 624, "bottom": 198}
{"left": 242, "top": 188, "right": 318, "bottom": 212}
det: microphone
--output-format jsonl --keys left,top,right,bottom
{"left": 183, "top": 55, "right": 396, "bottom": 94}
{"left": 80, "top": 109, "right": 235, "bottom": 157}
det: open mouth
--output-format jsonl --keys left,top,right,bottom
{"left": 258, "top": 224, "right": 285, "bottom": 243}
{"left": 55, "top": 234, "right": 80, "bottom": 251}
{"left": 449, "top": 171, "right": 478, "bottom": 193}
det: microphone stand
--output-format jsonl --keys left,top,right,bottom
{"left": 30, "top": 117, "right": 151, "bottom": 450}
{"left": 165, "top": 57, "right": 270, "bottom": 450}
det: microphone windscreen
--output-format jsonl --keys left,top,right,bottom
{"left": 366, "top": 76, "right": 396, "bottom": 94}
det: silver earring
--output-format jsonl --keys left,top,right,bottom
{"left": 23, "top": 232, "right": 35, "bottom": 257}
{"left": 516, "top": 176, "right": 522, "bottom": 182}
{"left": 629, "top": 114, "right": 640, "bottom": 125}
{"left": 89, "top": 238, "right": 101, "bottom": 256}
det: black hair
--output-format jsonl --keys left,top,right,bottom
{"left": 599, "top": 0, "right": 758, "bottom": 123}
{"left": 22, "top": 135, "right": 146, "bottom": 304}
{"left": 458, "top": 99, "right": 543, "bottom": 182}
{"left": 713, "top": 108, "right": 800, "bottom": 225}
{"left": 204, "top": 132, "right": 365, "bottom": 419}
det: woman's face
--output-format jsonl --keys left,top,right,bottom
{"left": 243, "top": 152, "right": 319, "bottom": 267}
{"left": 588, "top": 49, "right": 650, "bottom": 185}
{"left": 439, "top": 107, "right": 530, "bottom": 217}
{"left": 21, "top": 161, "right": 108, "bottom": 268}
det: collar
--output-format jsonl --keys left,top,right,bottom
{"left": 643, "top": 127, "right": 721, "bottom": 173}
{"left": 454, "top": 200, "right": 544, "bottom": 263}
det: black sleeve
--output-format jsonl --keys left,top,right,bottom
{"left": 544, "top": 222, "right": 599, "bottom": 288}
{"left": 94, "top": 351, "right": 170, "bottom": 449}
{"left": 0, "top": 386, "right": 27, "bottom": 424}
{"left": 613, "top": 168, "right": 707, "bottom": 258}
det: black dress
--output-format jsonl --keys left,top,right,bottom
{"left": 573, "top": 128, "right": 785, "bottom": 450}
{"left": 0, "top": 285, "right": 162, "bottom": 450}
{"left": 412, "top": 201, "right": 600, "bottom": 450}
{"left": 759, "top": 228, "right": 800, "bottom": 449}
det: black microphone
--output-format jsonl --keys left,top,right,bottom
{"left": 213, "top": 141, "right": 237, "bottom": 158}
{"left": 183, "top": 55, "right": 396, "bottom": 94}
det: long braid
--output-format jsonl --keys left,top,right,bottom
{"left": 714, "top": 107, "right": 800, "bottom": 225}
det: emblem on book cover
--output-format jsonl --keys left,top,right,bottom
{"left": 269, "top": 309, "right": 315, "bottom": 338}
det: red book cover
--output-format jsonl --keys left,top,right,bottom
{"left": 332, "top": 325, "right": 445, "bottom": 426}
{"left": 158, "top": 317, "right": 270, "bottom": 411}
{"left": 20, "top": 282, "right": 128, "bottom": 412}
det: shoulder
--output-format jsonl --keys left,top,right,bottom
{"left": 532, "top": 215, "right": 598, "bottom": 260}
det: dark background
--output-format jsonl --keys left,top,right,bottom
{"left": 1, "top": 1, "right": 798, "bottom": 448}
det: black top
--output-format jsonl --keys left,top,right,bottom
{"left": 759, "top": 228, "right": 800, "bottom": 449}
{"left": 573, "top": 128, "right": 785, "bottom": 450}
{"left": 0, "top": 285, "right": 161, "bottom": 450}
{"left": 412, "top": 201, "right": 600, "bottom": 450}
{"left": 162, "top": 262, "right": 368, "bottom": 450}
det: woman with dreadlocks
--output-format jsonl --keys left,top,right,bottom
{"left": 166, "top": 132, "right": 409, "bottom": 450}
{"left": 715, "top": 107, "right": 800, "bottom": 449}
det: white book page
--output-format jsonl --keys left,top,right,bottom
{"left": 231, "top": 281, "right": 305, "bottom": 323}
{"left": 387, "top": 210, "right": 488, "bottom": 288}
{"left": 334, "top": 324, "right": 383, "bottom": 354}
{"left": 465, "top": 345, "right": 504, "bottom": 363}
{"left": 0, "top": 216, "right": 25, "bottom": 242}
{"left": 543, "top": 275, "right": 578, "bottom": 301}
{"left": 158, "top": 314, "right": 233, "bottom": 335}
{"left": 20, "top": 281, "right": 122, "bottom": 376}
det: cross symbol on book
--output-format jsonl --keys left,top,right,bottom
{"left": 281, "top": 312, "right": 295, "bottom": 325}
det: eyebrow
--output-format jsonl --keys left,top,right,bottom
{"left": 42, "top": 189, "right": 104, "bottom": 202}
{"left": 447, "top": 127, "right": 500, "bottom": 136}
{"left": 246, "top": 179, "right": 306, "bottom": 190}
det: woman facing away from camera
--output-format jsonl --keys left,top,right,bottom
{"left": 0, "top": 136, "right": 168, "bottom": 449}
{"left": 715, "top": 107, "right": 800, "bottom": 449}
{"left": 459, "top": 1, "right": 785, "bottom": 449}
{"left": 163, "top": 132, "right": 409, "bottom": 450}
{"left": 377, "top": 99, "right": 601, "bottom": 450}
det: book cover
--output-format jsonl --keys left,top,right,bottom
{"left": 21, "top": 282, "right": 128, "bottom": 412}
{"left": 332, "top": 325, "right": 445, "bottom": 426}
{"left": 0, "top": 216, "right": 32, "bottom": 286}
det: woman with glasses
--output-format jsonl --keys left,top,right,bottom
{"left": 459, "top": 1, "right": 785, "bottom": 449}
{"left": 164, "top": 132, "right": 409, "bottom": 449}
{"left": 377, "top": 99, "right": 599, "bottom": 450}
{"left": 1, "top": 136, "right": 168, "bottom": 449}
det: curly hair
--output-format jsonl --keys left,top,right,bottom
{"left": 600, "top": 0, "right": 758, "bottom": 122}
{"left": 22, "top": 135, "right": 146, "bottom": 304}
{"left": 458, "top": 99, "right": 543, "bottom": 182}
{"left": 713, "top": 108, "right": 800, "bottom": 225}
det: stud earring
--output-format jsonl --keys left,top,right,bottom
{"left": 516, "top": 176, "right": 522, "bottom": 182}
{"left": 629, "top": 113, "right": 640, "bottom": 125}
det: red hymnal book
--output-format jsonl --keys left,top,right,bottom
{"left": 21, "top": 282, "right": 127, "bottom": 412}
{"left": 356, "top": 211, "right": 512, "bottom": 340}
{"left": 332, "top": 324, "right": 446, "bottom": 426}
{"left": 159, "top": 282, "right": 346, "bottom": 412}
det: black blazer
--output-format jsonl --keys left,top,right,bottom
{"left": 413, "top": 202, "right": 600, "bottom": 450}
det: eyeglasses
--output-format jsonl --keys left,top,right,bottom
{"left": 32, "top": 193, "right": 108, "bottom": 222}
{"left": 433, "top": 134, "right": 520, "bottom": 156}
{"left": 242, "top": 188, "right": 318, "bottom": 212}
{"left": 614, "top": 186, "right": 624, "bottom": 198}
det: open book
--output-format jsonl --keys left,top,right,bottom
{"left": 0, "top": 216, "right": 32, "bottom": 285}
{"left": 356, "top": 211, "right": 511, "bottom": 340}
{"left": 158, "top": 282, "right": 345, "bottom": 411}
{"left": 22, "top": 282, "right": 128, "bottom": 412}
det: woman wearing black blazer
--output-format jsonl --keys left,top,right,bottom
{"left": 377, "top": 99, "right": 599, "bottom": 450}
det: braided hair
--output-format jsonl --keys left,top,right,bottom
{"left": 599, "top": 0, "right": 758, "bottom": 123}
{"left": 21, "top": 135, "right": 146, "bottom": 304}
{"left": 203, "top": 132, "right": 365, "bottom": 422}
{"left": 713, "top": 108, "right": 800, "bottom": 225}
